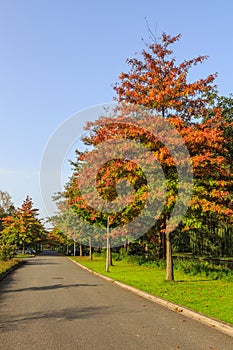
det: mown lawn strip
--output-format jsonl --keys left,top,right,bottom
{"left": 71, "top": 256, "right": 233, "bottom": 325}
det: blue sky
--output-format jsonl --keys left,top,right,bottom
{"left": 0, "top": 0, "right": 233, "bottom": 220}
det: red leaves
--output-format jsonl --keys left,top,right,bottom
{"left": 114, "top": 32, "right": 217, "bottom": 121}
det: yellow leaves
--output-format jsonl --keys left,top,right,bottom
{"left": 166, "top": 195, "right": 177, "bottom": 209}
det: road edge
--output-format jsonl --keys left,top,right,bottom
{"left": 0, "top": 260, "right": 26, "bottom": 282}
{"left": 69, "top": 257, "right": 233, "bottom": 338}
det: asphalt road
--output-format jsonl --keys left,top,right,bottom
{"left": 0, "top": 255, "right": 232, "bottom": 350}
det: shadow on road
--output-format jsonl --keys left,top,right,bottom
{"left": 2, "top": 283, "right": 100, "bottom": 293}
{"left": 0, "top": 305, "right": 122, "bottom": 332}
{"left": 26, "top": 260, "right": 61, "bottom": 265}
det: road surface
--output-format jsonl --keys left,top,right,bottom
{"left": 0, "top": 255, "right": 232, "bottom": 350}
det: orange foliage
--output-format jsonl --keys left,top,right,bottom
{"left": 114, "top": 33, "right": 217, "bottom": 122}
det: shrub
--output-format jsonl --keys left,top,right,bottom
{"left": 174, "top": 258, "right": 233, "bottom": 280}
{"left": 0, "top": 242, "right": 16, "bottom": 261}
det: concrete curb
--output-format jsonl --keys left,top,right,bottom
{"left": 69, "top": 258, "right": 233, "bottom": 338}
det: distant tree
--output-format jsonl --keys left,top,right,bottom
{"left": 214, "top": 94, "right": 233, "bottom": 162}
{"left": 51, "top": 199, "right": 87, "bottom": 257}
{"left": 45, "top": 227, "right": 70, "bottom": 252}
{"left": 0, "top": 190, "right": 14, "bottom": 213}
{"left": 0, "top": 190, "right": 14, "bottom": 231}
{"left": 1, "top": 196, "right": 45, "bottom": 254}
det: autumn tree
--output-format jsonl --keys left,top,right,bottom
{"left": 1, "top": 196, "right": 45, "bottom": 255}
{"left": 112, "top": 32, "right": 225, "bottom": 280}
{"left": 214, "top": 94, "right": 233, "bottom": 163}
{"left": 51, "top": 198, "right": 96, "bottom": 257}
{"left": 45, "top": 227, "right": 70, "bottom": 252}
{"left": 193, "top": 93, "right": 233, "bottom": 257}
{"left": 51, "top": 202, "right": 81, "bottom": 256}
{"left": 79, "top": 111, "right": 231, "bottom": 278}
{"left": 63, "top": 144, "right": 151, "bottom": 264}
{"left": 168, "top": 93, "right": 233, "bottom": 257}
{"left": 215, "top": 94, "right": 233, "bottom": 256}
{"left": 175, "top": 113, "right": 232, "bottom": 249}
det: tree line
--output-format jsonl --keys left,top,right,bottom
{"left": 53, "top": 32, "right": 232, "bottom": 281}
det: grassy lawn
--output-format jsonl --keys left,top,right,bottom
{"left": 0, "top": 259, "right": 22, "bottom": 278}
{"left": 15, "top": 253, "right": 35, "bottom": 258}
{"left": 71, "top": 256, "right": 233, "bottom": 326}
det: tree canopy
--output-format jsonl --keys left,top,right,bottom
{"left": 1, "top": 196, "right": 45, "bottom": 256}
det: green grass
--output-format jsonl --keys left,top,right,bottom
{"left": 15, "top": 253, "right": 35, "bottom": 258}
{"left": 71, "top": 256, "right": 233, "bottom": 326}
{"left": 0, "top": 259, "right": 21, "bottom": 278}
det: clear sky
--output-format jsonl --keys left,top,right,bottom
{"left": 0, "top": 0, "right": 233, "bottom": 220}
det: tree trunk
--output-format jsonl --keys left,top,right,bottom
{"left": 166, "top": 231, "right": 174, "bottom": 281}
{"left": 106, "top": 245, "right": 110, "bottom": 272}
{"left": 73, "top": 238, "right": 76, "bottom": 256}
{"left": 145, "top": 242, "right": 149, "bottom": 259}
{"left": 158, "top": 232, "right": 166, "bottom": 259}
{"left": 79, "top": 243, "right": 83, "bottom": 257}
{"left": 106, "top": 216, "right": 110, "bottom": 272}
{"left": 109, "top": 248, "right": 112, "bottom": 266}
{"left": 89, "top": 237, "right": 92, "bottom": 260}
{"left": 124, "top": 238, "right": 129, "bottom": 251}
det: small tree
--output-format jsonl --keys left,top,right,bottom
{"left": 0, "top": 190, "right": 14, "bottom": 232}
{"left": 1, "top": 196, "right": 45, "bottom": 254}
